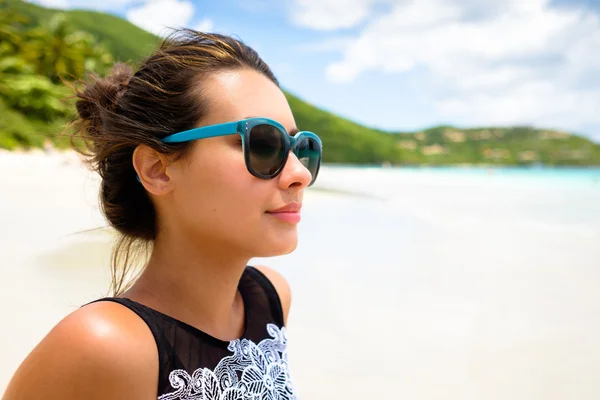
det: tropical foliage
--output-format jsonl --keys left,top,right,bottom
{"left": 0, "top": 0, "right": 115, "bottom": 148}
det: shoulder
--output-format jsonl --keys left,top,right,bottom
{"left": 2, "top": 300, "right": 158, "bottom": 400}
{"left": 252, "top": 265, "right": 292, "bottom": 326}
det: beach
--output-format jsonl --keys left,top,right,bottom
{"left": 1, "top": 151, "right": 600, "bottom": 399}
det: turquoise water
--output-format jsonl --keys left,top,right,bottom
{"left": 313, "top": 165, "right": 600, "bottom": 197}
{"left": 322, "top": 164, "right": 600, "bottom": 184}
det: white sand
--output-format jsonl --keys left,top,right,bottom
{"left": 1, "top": 153, "right": 600, "bottom": 399}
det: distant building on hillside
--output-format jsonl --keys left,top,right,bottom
{"left": 422, "top": 144, "right": 448, "bottom": 156}
{"left": 443, "top": 129, "right": 466, "bottom": 142}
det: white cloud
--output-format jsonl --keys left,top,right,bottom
{"left": 193, "top": 17, "right": 214, "bottom": 33}
{"left": 27, "top": 0, "right": 138, "bottom": 11}
{"left": 290, "top": 0, "right": 385, "bottom": 31}
{"left": 295, "top": 0, "right": 600, "bottom": 131}
{"left": 126, "top": 0, "right": 195, "bottom": 37}
{"left": 29, "top": 0, "right": 211, "bottom": 35}
{"left": 26, "top": 0, "right": 70, "bottom": 8}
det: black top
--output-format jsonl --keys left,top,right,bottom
{"left": 83, "top": 266, "right": 298, "bottom": 400}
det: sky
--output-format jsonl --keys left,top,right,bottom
{"left": 27, "top": 0, "right": 600, "bottom": 141}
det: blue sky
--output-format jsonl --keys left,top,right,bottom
{"left": 30, "top": 0, "right": 600, "bottom": 141}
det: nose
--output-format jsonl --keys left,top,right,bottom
{"left": 277, "top": 150, "right": 312, "bottom": 190}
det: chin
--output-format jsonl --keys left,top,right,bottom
{"left": 255, "top": 235, "right": 298, "bottom": 257}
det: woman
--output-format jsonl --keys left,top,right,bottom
{"left": 3, "top": 29, "right": 322, "bottom": 400}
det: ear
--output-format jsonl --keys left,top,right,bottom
{"left": 132, "top": 144, "right": 173, "bottom": 195}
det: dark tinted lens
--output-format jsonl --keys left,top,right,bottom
{"left": 248, "top": 124, "right": 285, "bottom": 176}
{"left": 295, "top": 136, "right": 321, "bottom": 182}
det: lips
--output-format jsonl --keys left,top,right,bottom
{"left": 266, "top": 202, "right": 302, "bottom": 213}
{"left": 266, "top": 202, "right": 302, "bottom": 224}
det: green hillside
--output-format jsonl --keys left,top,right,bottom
{"left": 2, "top": 0, "right": 600, "bottom": 165}
{"left": 392, "top": 125, "right": 600, "bottom": 166}
{"left": 2, "top": 0, "right": 159, "bottom": 62}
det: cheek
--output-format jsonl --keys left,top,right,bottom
{"left": 175, "top": 144, "right": 269, "bottom": 239}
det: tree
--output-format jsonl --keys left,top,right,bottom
{"left": 24, "top": 13, "right": 113, "bottom": 82}
{"left": 0, "top": 7, "right": 113, "bottom": 121}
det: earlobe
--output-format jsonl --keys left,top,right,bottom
{"left": 132, "top": 145, "right": 172, "bottom": 195}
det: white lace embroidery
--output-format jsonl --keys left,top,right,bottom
{"left": 158, "top": 324, "right": 298, "bottom": 400}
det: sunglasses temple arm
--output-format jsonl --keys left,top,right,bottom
{"left": 163, "top": 121, "right": 239, "bottom": 143}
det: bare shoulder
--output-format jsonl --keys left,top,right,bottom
{"left": 2, "top": 300, "right": 158, "bottom": 400}
{"left": 253, "top": 265, "right": 292, "bottom": 325}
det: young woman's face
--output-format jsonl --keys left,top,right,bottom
{"left": 164, "top": 68, "right": 313, "bottom": 257}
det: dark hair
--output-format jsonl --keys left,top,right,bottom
{"left": 71, "top": 29, "right": 278, "bottom": 295}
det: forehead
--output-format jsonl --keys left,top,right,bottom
{"left": 199, "top": 69, "right": 296, "bottom": 130}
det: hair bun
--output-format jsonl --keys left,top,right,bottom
{"left": 75, "top": 63, "right": 134, "bottom": 123}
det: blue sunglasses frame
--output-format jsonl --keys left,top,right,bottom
{"left": 160, "top": 117, "right": 322, "bottom": 186}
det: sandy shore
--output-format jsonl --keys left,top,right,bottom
{"left": 2, "top": 152, "right": 600, "bottom": 399}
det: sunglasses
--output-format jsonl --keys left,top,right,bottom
{"left": 160, "top": 117, "right": 322, "bottom": 186}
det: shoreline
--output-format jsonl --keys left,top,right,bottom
{"left": 0, "top": 147, "right": 90, "bottom": 168}
{"left": 0, "top": 147, "right": 600, "bottom": 173}
{"left": 3, "top": 148, "right": 600, "bottom": 170}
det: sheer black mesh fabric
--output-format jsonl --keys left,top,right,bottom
{"left": 83, "top": 266, "right": 284, "bottom": 397}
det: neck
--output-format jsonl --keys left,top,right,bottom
{"left": 122, "top": 229, "right": 251, "bottom": 341}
